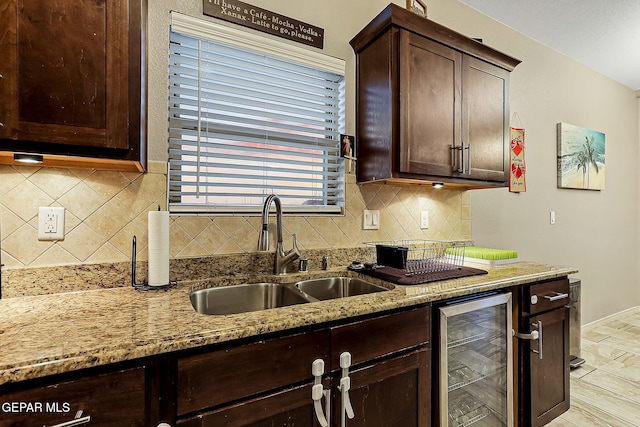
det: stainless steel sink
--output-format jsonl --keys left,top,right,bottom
{"left": 190, "top": 283, "right": 311, "bottom": 315}
{"left": 296, "top": 277, "right": 388, "bottom": 301}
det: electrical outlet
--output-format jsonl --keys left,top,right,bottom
{"left": 38, "top": 207, "right": 65, "bottom": 241}
{"left": 420, "top": 211, "right": 429, "bottom": 229}
{"left": 363, "top": 209, "right": 380, "bottom": 230}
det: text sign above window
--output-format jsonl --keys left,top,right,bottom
{"left": 203, "top": 0, "right": 325, "bottom": 49}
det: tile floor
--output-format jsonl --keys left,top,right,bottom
{"left": 548, "top": 308, "right": 640, "bottom": 426}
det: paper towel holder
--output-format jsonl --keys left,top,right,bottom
{"left": 131, "top": 235, "right": 175, "bottom": 291}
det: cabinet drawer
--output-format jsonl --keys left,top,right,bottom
{"left": 525, "top": 278, "right": 570, "bottom": 315}
{"left": 0, "top": 366, "right": 146, "bottom": 427}
{"left": 330, "top": 306, "right": 430, "bottom": 370}
{"left": 177, "top": 329, "right": 330, "bottom": 416}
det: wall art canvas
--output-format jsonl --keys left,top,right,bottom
{"left": 557, "top": 122, "right": 605, "bottom": 190}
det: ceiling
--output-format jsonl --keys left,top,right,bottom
{"left": 458, "top": 0, "right": 640, "bottom": 90}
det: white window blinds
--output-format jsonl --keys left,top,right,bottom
{"left": 168, "top": 13, "right": 346, "bottom": 214}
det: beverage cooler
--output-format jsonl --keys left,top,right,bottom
{"left": 437, "top": 292, "right": 513, "bottom": 427}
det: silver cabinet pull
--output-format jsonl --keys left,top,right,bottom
{"left": 531, "top": 320, "right": 543, "bottom": 360}
{"left": 46, "top": 414, "right": 91, "bottom": 427}
{"left": 466, "top": 143, "right": 471, "bottom": 174}
{"left": 543, "top": 292, "right": 569, "bottom": 302}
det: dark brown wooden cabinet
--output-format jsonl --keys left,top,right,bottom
{"left": 350, "top": 4, "right": 520, "bottom": 188}
{"left": 330, "top": 306, "right": 431, "bottom": 427}
{"left": 0, "top": 0, "right": 146, "bottom": 171}
{"left": 176, "top": 306, "right": 431, "bottom": 427}
{"left": 335, "top": 349, "right": 430, "bottom": 427}
{"left": 515, "top": 278, "right": 571, "bottom": 427}
{"left": 0, "top": 366, "right": 147, "bottom": 427}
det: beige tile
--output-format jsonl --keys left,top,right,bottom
{"left": 174, "top": 216, "right": 212, "bottom": 238}
{"left": 231, "top": 222, "right": 262, "bottom": 253}
{"left": 0, "top": 166, "right": 27, "bottom": 197}
{"left": 57, "top": 182, "right": 106, "bottom": 221}
{"left": 2, "top": 180, "right": 54, "bottom": 222}
{"left": 31, "top": 244, "right": 79, "bottom": 267}
{"left": 580, "top": 369, "right": 640, "bottom": 405}
{"left": 84, "top": 170, "right": 133, "bottom": 199}
{"left": 86, "top": 243, "right": 130, "bottom": 264}
{"left": 176, "top": 240, "right": 209, "bottom": 258}
{"left": 570, "top": 380, "right": 640, "bottom": 425}
{"left": 85, "top": 203, "right": 131, "bottom": 241}
{"left": 3, "top": 223, "right": 50, "bottom": 265}
{"left": 135, "top": 172, "right": 167, "bottom": 201}
{"left": 109, "top": 183, "right": 153, "bottom": 221}
{"left": 561, "top": 396, "right": 637, "bottom": 427}
{"left": 195, "top": 223, "right": 229, "bottom": 255}
{"left": 29, "top": 167, "right": 80, "bottom": 199}
{"left": 59, "top": 223, "right": 105, "bottom": 262}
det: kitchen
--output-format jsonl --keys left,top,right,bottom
{"left": 0, "top": 0, "right": 638, "bottom": 426}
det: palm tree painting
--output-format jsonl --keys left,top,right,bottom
{"left": 557, "top": 123, "right": 605, "bottom": 190}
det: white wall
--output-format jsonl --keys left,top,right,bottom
{"left": 146, "top": 0, "right": 640, "bottom": 324}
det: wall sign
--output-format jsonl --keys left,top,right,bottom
{"left": 509, "top": 127, "right": 526, "bottom": 193}
{"left": 203, "top": 0, "right": 325, "bottom": 49}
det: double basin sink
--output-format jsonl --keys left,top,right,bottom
{"left": 190, "top": 277, "right": 390, "bottom": 315}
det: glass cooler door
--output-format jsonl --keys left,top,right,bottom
{"left": 439, "top": 292, "right": 513, "bottom": 427}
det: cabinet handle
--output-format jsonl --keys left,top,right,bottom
{"left": 531, "top": 320, "right": 543, "bottom": 360}
{"left": 543, "top": 292, "right": 569, "bottom": 302}
{"left": 466, "top": 143, "right": 471, "bottom": 174}
{"left": 450, "top": 145, "right": 458, "bottom": 172}
{"left": 339, "top": 352, "right": 355, "bottom": 427}
{"left": 312, "top": 359, "right": 330, "bottom": 427}
{"left": 46, "top": 415, "right": 91, "bottom": 427}
{"left": 459, "top": 142, "right": 465, "bottom": 173}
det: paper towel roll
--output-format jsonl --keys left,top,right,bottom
{"left": 148, "top": 210, "right": 170, "bottom": 286}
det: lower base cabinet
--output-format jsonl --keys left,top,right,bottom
{"left": 339, "top": 349, "right": 430, "bottom": 427}
{"left": 515, "top": 278, "right": 571, "bottom": 427}
{"left": 176, "top": 306, "right": 431, "bottom": 427}
{"left": 0, "top": 366, "right": 146, "bottom": 427}
{"left": 177, "top": 382, "right": 319, "bottom": 427}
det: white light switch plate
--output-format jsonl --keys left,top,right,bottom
{"left": 38, "top": 207, "right": 65, "bottom": 241}
{"left": 363, "top": 209, "right": 380, "bottom": 230}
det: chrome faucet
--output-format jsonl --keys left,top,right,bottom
{"left": 258, "top": 195, "right": 301, "bottom": 275}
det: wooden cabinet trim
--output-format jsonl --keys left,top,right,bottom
{"left": 176, "top": 329, "right": 330, "bottom": 416}
{"left": 330, "top": 306, "right": 430, "bottom": 371}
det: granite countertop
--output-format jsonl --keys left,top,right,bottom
{"left": 0, "top": 262, "right": 577, "bottom": 386}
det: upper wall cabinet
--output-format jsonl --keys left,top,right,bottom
{"left": 350, "top": 4, "right": 520, "bottom": 188}
{"left": 0, "top": 0, "right": 146, "bottom": 171}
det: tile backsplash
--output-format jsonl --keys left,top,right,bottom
{"left": 0, "top": 162, "right": 470, "bottom": 268}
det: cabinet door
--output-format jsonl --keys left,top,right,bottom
{"left": 462, "top": 55, "right": 510, "bottom": 182}
{"left": 0, "top": 366, "right": 146, "bottom": 427}
{"left": 177, "top": 330, "right": 329, "bottom": 416}
{"left": 399, "top": 30, "right": 461, "bottom": 178}
{"left": 0, "top": 0, "right": 145, "bottom": 169}
{"left": 177, "top": 382, "right": 323, "bottom": 427}
{"left": 332, "top": 349, "right": 430, "bottom": 427}
{"left": 525, "top": 307, "right": 570, "bottom": 427}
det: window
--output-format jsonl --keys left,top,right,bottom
{"left": 168, "top": 13, "right": 346, "bottom": 214}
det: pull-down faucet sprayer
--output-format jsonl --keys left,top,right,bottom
{"left": 258, "top": 195, "right": 300, "bottom": 275}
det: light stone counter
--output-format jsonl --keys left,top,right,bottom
{"left": 0, "top": 262, "right": 577, "bottom": 386}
